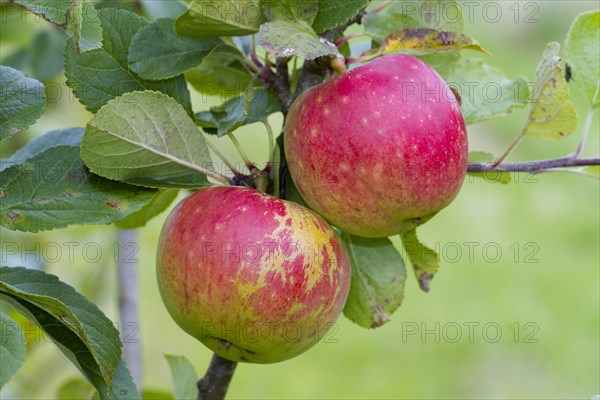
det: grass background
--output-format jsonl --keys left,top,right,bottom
{"left": 1, "top": 1, "right": 598, "bottom": 398}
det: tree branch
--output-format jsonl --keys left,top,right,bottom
{"left": 116, "top": 229, "right": 142, "bottom": 388}
{"left": 468, "top": 157, "right": 599, "bottom": 173}
{"left": 197, "top": 354, "right": 238, "bottom": 400}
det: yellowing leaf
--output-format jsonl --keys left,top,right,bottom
{"left": 523, "top": 42, "right": 578, "bottom": 141}
{"left": 400, "top": 229, "right": 440, "bottom": 292}
{"left": 379, "top": 28, "right": 491, "bottom": 57}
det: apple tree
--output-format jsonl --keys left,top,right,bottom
{"left": 0, "top": 1, "right": 598, "bottom": 399}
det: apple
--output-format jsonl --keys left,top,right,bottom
{"left": 284, "top": 54, "right": 468, "bottom": 238}
{"left": 156, "top": 186, "right": 351, "bottom": 363}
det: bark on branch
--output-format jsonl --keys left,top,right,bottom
{"left": 467, "top": 157, "right": 600, "bottom": 174}
{"left": 197, "top": 354, "right": 238, "bottom": 400}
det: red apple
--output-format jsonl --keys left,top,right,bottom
{"left": 156, "top": 186, "right": 351, "bottom": 363}
{"left": 284, "top": 54, "right": 468, "bottom": 238}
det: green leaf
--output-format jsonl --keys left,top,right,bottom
{"left": 140, "top": 0, "right": 187, "bottom": 20}
{"left": 0, "top": 146, "right": 156, "bottom": 232}
{"left": 261, "top": 0, "right": 319, "bottom": 24}
{"left": 165, "top": 355, "right": 198, "bottom": 400}
{"left": 312, "top": 0, "right": 367, "bottom": 34}
{"left": 128, "top": 18, "right": 222, "bottom": 80}
{"left": 64, "top": 8, "right": 192, "bottom": 114}
{"left": 0, "top": 312, "right": 26, "bottom": 389}
{"left": 0, "top": 66, "right": 45, "bottom": 141}
{"left": 109, "top": 358, "right": 142, "bottom": 400}
{"left": 400, "top": 229, "right": 440, "bottom": 292}
{"left": 0, "top": 127, "right": 84, "bottom": 172}
{"left": 564, "top": 10, "right": 600, "bottom": 108}
{"left": 2, "top": 29, "right": 67, "bottom": 81}
{"left": 434, "top": 58, "right": 529, "bottom": 125}
{"left": 141, "top": 389, "right": 173, "bottom": 400}
{"left": 0, "top": 267, "right": 122, "bottom": 399}
{"left": 341, "top": 235, "right": 406, "bottom": 329}
{"left": 115, "top": 189, "right": 179, "bottom": 229}
{"left": 66, "top": 0, "right": 103, "bottom": 52}
{"left": 522, "top": 42, "right": 578, "bottom": 141}
{"left": 83, "top": 91, "right": 214, "bottom": 189}
{"left": 467, "top": 151, "right": 494, "bottom": 163}
{"left": 12, "top": 0, "right": 102, "bottom": 52}
{"left": 185, "top": 44, "right": 253, "bottom": 98}
{"left": 197, "top": 87, "right": 281, "bottom": 135}
{"left": 196, "top": 95, "right": 248, "bottom": 136}
{"left": 378, "top": 28, "right": 491, "bottom": 57}
{"left": 175, "top": 0, "right": 263, "bottom": 38}
{"left": 258, "top": 19, "right": 339, "bottom": 59}
{"left": 364, "top": 0, "right": 464, "bottom": 41}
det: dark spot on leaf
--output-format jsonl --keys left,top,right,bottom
{"left": 565, "top": 64, "right": 572, "bottom": 82}
{"left": 68, "top": 167, "right": 86, "bottom": 182}
{"left": 418, "top": 273, "right": 434, "bottom": 292}
{"left": 550, "top": 77, "right": 557, "bottom": 88}
{"left": 106, "top": 199, "right": 122, "bottom": 210}
{"left": 7, "top": 210, "right": 20, "bottom": 222}
{"left": 241, "top": 356, "right": 248, "bottom": 361}
{"left": 559, "top": 131, "right": 565, "bottom": 136}
{"left": 244, "top": 348, "right": 256, "bottom": 355}
{"left": 391, "top": 276, "right": 397, "bottom": 283}
{"left": 37, "top": 195, "right": 50, "bottom": 203}
{"left": 370, "top": 305, "right": 389, "bottom": 328}
{"left": 120, "top": 389, "right": 128, "bottom": 395}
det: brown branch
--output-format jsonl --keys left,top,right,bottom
{"left": 116, "top": 229, "right": 142, "bottom": 387}
{"left": 467, "top": 157, "right": 599, "bottom": 174}
{"left": 197, "top": 354, "right": 238, "bottom": 400}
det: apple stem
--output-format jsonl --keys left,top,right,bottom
{"left": 330, "top": 55, "right": 348, "bottom": 74}
{"left": 228, "top": 134, "right": 255, "bottom": 170}
{"left": 197, "top": 353, "right": 238, "bottom": 400}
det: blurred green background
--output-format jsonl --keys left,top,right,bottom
{"left": 1, "top": 1, "right": 598, "bottom": 399}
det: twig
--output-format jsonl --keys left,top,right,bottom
{"left": 228, "top": 134, "right": 254, "bottom": 169}
{"left": 336, "top": 32, "right": 371, "bottom": 47}
{"left": 116, "top": 229, "right": 142, "bottom": 388}
{"left": 197, "top": 354, "right": 238, "bottom": 400}
{"left": 262, "top": 58, "right": 292, "bottom": 114}
{"left": 370, "top": 0, "right": 393, "bottom": 13}
{"left": 468, "top": 157, "right": 600, "bottom": 174}
{"left": 490, "top": 130, "right": 525, "bottom": 168}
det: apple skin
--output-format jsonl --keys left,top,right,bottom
{"left": 156, "top": 186, "right": 351, "bottom": 364}
{"left": 284, "top": 54, "right": 468, "bottom": 238}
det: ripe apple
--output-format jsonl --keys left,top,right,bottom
{"left": 284, "top": 54, "right": 468, "bottom": 238}
{"left": 156, "top": 186, "right": 351, "bottom": 363}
